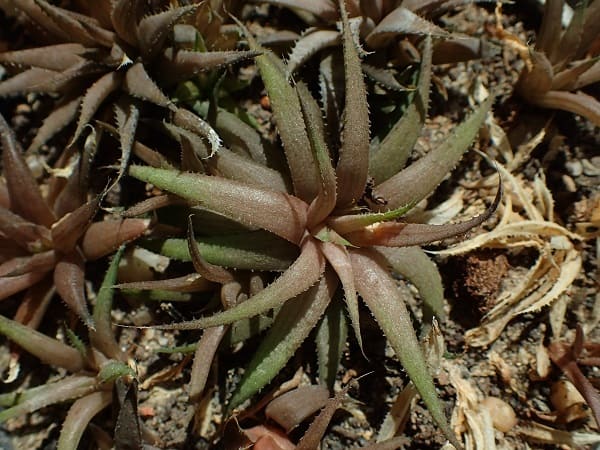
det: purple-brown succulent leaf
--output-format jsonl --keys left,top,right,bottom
{"left": 0, "top": 113, "right": 56, "bottom": 228}
{"left": 347, "top": 181, "right": 501, "bottom": 247}
{"left": 373, "top": 94, "right": 494, "bottom": 211}
{"left": 137, "top": 236, "right": 325, "bottom": 331}
{"left": 375, "top": 246, "right": 445, "bottom": 322}
{"left": 350, "top": 248, "right": 459, "bottom": 447}
{"left": 286, "top": 29, "right": 341, "bottom": 75}
{"left": 81, "top": 218, "right": 150, "bottom": 260}
{"left": 212, "top": 108, "right": 268, "bottom": 166}
{"left": 187, "top": 215, "right": 235, "bottom": 284}
{"left": 296, "top": 82, "right": 337, "bottom": 227}
{"left": 0, "top": 269, "right": 48, "bottom": 301}
{"left": 122, "top": 194, "right": 184, "bottom": 218}
{"left": 189, "top": 324, "right": 227, "bottom": 402}
{"left": 71, "top": 71, "right": 123, "bottom": 145}
{"left": 0, "top": 375, "right": 97, "bottom": 423}
{"left": 296, "top": 382, "right": 351, "bottom": 450}
{"left": 123, "top": 62, "right": 172, "bottom": 108}
{"left": 54, "top": 251, "right": 94, "bottom": 329}
{"left": 335, "top": 0, "right": 370, "bottom": 208}
{"left": 319, "top": 241, "right": 363, "bottom": 353}
{"left": 172, "top": 107, "right": 221, "bottom": 158}
{"left": 135, "top": 4, "right": 199, "bottom": 60}
{"left": 328, "top": 201, "right": 416, "bottom": 235}
{"left": 57, "top": 391, "right": 112, "bottom": 450}
{"left": 369, "top": 36, "right": 431, "bottom": 184}
{"left": 535, "top": 0, "right": 564, "bottom": 57}
{"left": 552, "top": 58, "right": 599, "bottom": 90}
{"left": 529, "top": 90, "right": 600, "bottom": 126}
{"left": 241, "top": 21, "right": 320, "bottom": 202}
{"left": 578, "top": 1, "right": 600, "bottom": 59}
{"left": 228, "top": 268, "right": 336, "bottom": 410}
{"left": 51, "top": 193, "right": 102, "bottom": 254}
{"left": 0, "top": 67, "right": 62, "bottom": 96}
{"left": 110, "top": 0, "right": 144, "bottom": 46}
{"left": 0, "top": 250, "right": 57, "bottom": 278}
{"left": 159, "top": 49, "right": 261, "bottom": 85}
{"left": 257, "top": 0, "right": 338, "bottom": 21}
{"left": 33, "top": 0, "right": 100, "bottom": 46}
{"left": 112, "top": 99, "right": 139, "bottom": 188}
{"left": 0, "top": 314, "right": 86, "bottom": 372}
{"left": 28, "top": 95, "right": 82, "bottom": 153}
{"left": 114, "top": 273, "right": 214, "bottom": 293}
{"left": 128, "top": 166, "right": 307, "bottom": 244}
{"left": 365, "top": 7, "right": 449, "bottom": 49}
{"left": 265, "top": 385, "right": 330, "bottom": 432}
{"left": 0, "top": 206, "right": 52, "bottom": 252}
{"left": 13, "top": 0, "right": 73, "bottom": 41}
{"left": 554, "top": 1, "right": 586, "bottom": 67}
{"left": 0, "top": 43, "right": 85, "bottom": 71}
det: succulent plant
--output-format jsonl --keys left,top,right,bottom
{"left": 515, "top": 0, "right": 600, "bottom": 126}
{"left": 0, "top": 0, "right": 257, "bottom": 158}
{"left": 127, "top": 2, "right": 500, "bottom": 445}
{"left": 0, "top": 112, "right": 148, "bottom": 330}
{"left": 0, "top": 246, "right": 151, "bottom": 450}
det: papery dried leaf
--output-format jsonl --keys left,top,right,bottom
{"left": 0, "top": 375, "right": 97, "bottom": 423}
{"left": 0, "top": 43, "right": 84, "bottom": 71}
{"left": 0, "top": 113, "right": 55, "bottom": 227}
{"left": 373, "top": 94, "right": 494, "bottom": 210}
{"left": 370, "top": 36, "right": 431, "bottom": 184}
{"left": 351, "top": 249, "right": 459, "bottom": 447}
{"left": 123, "top": 62, "right": 171, "bottom": 108}
{"left": 113, "top": 99, "right": 139, "bottom": 187}
{"left": 366, "top": 7, "right": 448, "bottom": 48}
{"left": 0, "top": 314, "right": 85, "bottom": 372}
{"left": 81, "top": 218, "right": 150, "bottom": 260}
{"left": 336, "top": 0, "right": 370, "bottom": 207}
{"left": 57, "top": 391, "right": 112, "bottom": 450}
{"left": 266, "top": 385, "right": 330, "bottom": 432}
{"left": 142, "top": 237, "right": 325, "bottom": 331}
{"left": 54, "top": 251, "right": 94, "bottom": 329}
{"left": 51, "top": 194, "right": 102, "bottom": 253}
{"left": 136, "top": 4, "right": 199, "bottom": 60}
{"left": 149, "top": 233, "right": 297, "bottom": 273}
{"left": 90, "top": 247, "right": 125, "bottom": 361}
{"left": 72, "top": 71, "right": 123, "bottom": 144}
{"left": 228, "top": 270, "right": 335, "bottom": 410}
{"left": 128, "top": 166, "right": 307, "bottom": 244}
{"left": 28, "top": 95, "right": 81, "bottom": 153}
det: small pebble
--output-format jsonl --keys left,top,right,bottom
{"left": 15, "top": 104, "right": 31, "bottom": 115}
{"left": 481, "top": 396, "right": 518, "bottom": 432}
{"left": 565, "top": 160, "right": 583, "bottom": 177}
{"left": 562, "top": 174, "right": 577, "bottom": 192}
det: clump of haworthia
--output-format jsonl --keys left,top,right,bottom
{"left": 0, "top": 0, "right": 258, "bottom": 160}
{"left": 0, "top": 113, "right": 148, "bottom": 329}
{"left": 516, "top": 0, "right": 600, "bottom": 126}
{"left": 258, "top": 0, "right": 496, "bottom": 89}
{"left": 128, "top": 1, "right": 499, "bottom": 445}
{"left": 0, "top": 247, "right": 151, "bottom": 450}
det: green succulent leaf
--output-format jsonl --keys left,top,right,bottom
{"left": 316, "top": 297, "right": 348, "bottom": 391}
{"left": 97, "top": 360, "right": 136, "bottom": 384}
{"left": 228, "top": 271, "right": 336, "bottom": 410}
